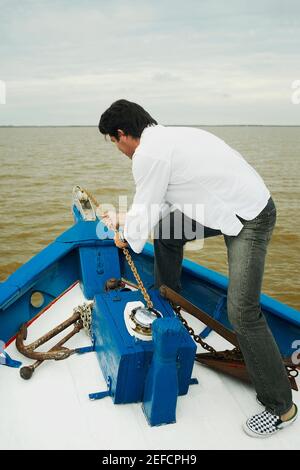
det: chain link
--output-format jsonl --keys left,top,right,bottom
{"left": 81, "top": 187, "right": 153, "bottom": 309}
{"left": 173, "top": 303, "right": 299, "bottom": 385}
{"left": 173, "top": 303, "right": 245, "bottom": 360}
{"left": 77, "top": 302, "right": 93, "bottom": 336}
{"left": 172, "top": 304, "right": 217, "bottom": 355}
{"left": 122, "top": 248, "right": 153, "bottom": 309}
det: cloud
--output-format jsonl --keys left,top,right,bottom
{"left": 0, "top": 0, "right": 299, "bottom": 124}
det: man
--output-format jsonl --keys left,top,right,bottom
{"left": 99, "top": 99, "right": 297, "bottom": 437}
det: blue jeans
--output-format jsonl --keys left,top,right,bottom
{"left": 154, "top": 198, "right": 293, "bottom": 415}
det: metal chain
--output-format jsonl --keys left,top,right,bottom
{"left": 172, "top": 304, "right": 218, "bottom": 355}
{"left": 81, "top": 187, "right": 153, "bottom": 309}
{"left": 122, "top": 248, "right": 153, "bottom": 308}
{"left": 173, "top": 303, "right": 244, "bottom": 360}
{"left": 77, "top": 302, "right": 93, "bottom": 336}
{"left": 173, "top": 304, "right": 299, "bottom": 385}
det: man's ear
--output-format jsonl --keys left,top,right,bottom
{"left": 117, "top": 129, "right": 126, "bottom": 140}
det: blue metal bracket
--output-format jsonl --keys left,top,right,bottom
{"left": 0, "top": 351, "right": 22, "bottom": 368}
{"left": 89, "top": 376, "right": 112, "bottom": 400}
{"left": 189, "top": 377, "right": 199, "bottom": 385}
{"left": 199, "top": 295, "right": 227, "bottom": 338}
{"left": 75, "top": 345, "right": 94, "bottom": 355}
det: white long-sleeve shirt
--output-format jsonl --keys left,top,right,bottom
{"left": 124, "top": 125, "right": 270, "bottom": 253}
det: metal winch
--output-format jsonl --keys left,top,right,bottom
{"left": 124, "top": 302, "right": 162, "bottom": 340}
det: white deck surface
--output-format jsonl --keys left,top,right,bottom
{"left": 1, "top": 282, "right": 299, "bottom": 450}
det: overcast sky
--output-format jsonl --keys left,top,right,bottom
{"left": 0, "top": 0, "right": 300, "bottom": 125}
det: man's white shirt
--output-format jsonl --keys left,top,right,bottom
{"left": 124, "top": 125, "right": 270, "bottom": 253}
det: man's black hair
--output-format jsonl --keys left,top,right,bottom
{"left": 98, "top": 99, "right": 157, "bottom": 140}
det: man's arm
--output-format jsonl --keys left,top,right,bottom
{"left": 124, "top": 156, "right": 171, "bottom": 253}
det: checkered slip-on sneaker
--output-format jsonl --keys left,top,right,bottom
{"left": 244, "top": 404, "right": 298, "bottom": 438}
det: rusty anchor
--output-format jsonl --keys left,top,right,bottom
{"left": 16, "top": 302, "right": 93, "bottom": 379}
{"left": 159, "top": 285, "right": 299, "bottom": 392}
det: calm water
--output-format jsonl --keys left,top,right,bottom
{"left": 0, "top": 126, "right": 299, "bottom": 310}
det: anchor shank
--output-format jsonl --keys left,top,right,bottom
{"left": 33, "top": 322, "right": 82, "bottom": 367}
{"left": 25, "top": 311, "right": 81, "bottom": 351}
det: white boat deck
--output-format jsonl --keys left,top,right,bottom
{"left": 1, "top": 282, "right": 299, "bottom": 450}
